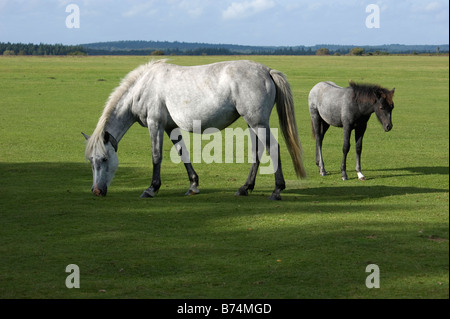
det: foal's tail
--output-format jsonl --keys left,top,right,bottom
{"left": 270, "top": 70, "right": 307, "bottom": 179}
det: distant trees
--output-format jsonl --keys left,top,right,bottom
{"left": 2, "top": 41, "right": 447, "bottom": 57}
{"left": 350, "top": 47, "right": 365, "bottom": 56}
{"left": 316, "top": 48, "right": 330, "bottom": 55}
{"left": 0, "top": 42, "right": 87, "bottom": 56}
{"left": 151, "top": 50, "right": 165, "bottom": 56}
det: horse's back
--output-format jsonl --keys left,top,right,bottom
{"left": 148, "top": 60, "right": 276, "bottom": 131}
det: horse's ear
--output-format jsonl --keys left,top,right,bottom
{"left": 391, "top": 88, "right": 395, "bottom": 95}
{"left": 82, "top": 132, "right": 90, "bottom": 140}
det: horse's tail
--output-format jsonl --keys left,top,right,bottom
{"left": 269, "top": 69, "right": 306, "bottom": 179}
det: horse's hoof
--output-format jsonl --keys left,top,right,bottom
{"left": 320, "top": 171, "right": 327, "bottom": 176}
{"left": 269, "top": 193, "right": 281, "bottom": 200}
{"left": 185, "top": 189, "right": 200, "bottom": 196}
{"left": 235, "top": 188, "right": 249, "bottom": 196}
{"left": 342, "top": 176, "right": 348, "bottom": 181}
{"left": 140, "top": 190, "right": 155, "bottom": 198}
{"left": 358, "top": 176, "right": 366, "bottom": 181}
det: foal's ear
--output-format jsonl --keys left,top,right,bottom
{"left": 391, "top": 88, "right": 395, "bottom": 95}
{"left": 81, "top": 132, "right": 90, "bottom": 140}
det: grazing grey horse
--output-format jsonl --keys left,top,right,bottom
{"left": 83, "top": 60, "right": 306, "bottom": 200}
{"left": 309, "top": 81, "right": 395, "bottom": 180}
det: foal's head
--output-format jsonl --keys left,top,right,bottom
{"left": 374, "top": 88, "right": 395, "bottom": 132}
{"left": 83, "top": 131, "right": 119, "bottom": 197}
{"left": 350, "top": 81, "right": 395, "bottom": 132}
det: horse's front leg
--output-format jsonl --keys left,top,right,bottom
{"left": 141, "top": 123, "right": 164, "bottom": 198}
{"left": 167, "top": 128, "right": 200, "bottom": 196}
{"left": 355, "top": 123, "right": 367, "bottom": 181}
{"left": 341, "top": 127, "right": 352, "bottom": 181}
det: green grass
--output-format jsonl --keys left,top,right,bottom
{"left": 0, "top": 55, "right": 448, "bottom": 299}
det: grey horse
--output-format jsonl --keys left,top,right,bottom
{"left": 83, "top": 60, "right": 306, "bottom": 200}
{"left": 309, "top": 80, "right": 395, "bottom": 180}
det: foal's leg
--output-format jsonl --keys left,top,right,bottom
{"left": 354, "top": 123, "right": 367, "bottom": 181}
{"left": 167, "top": 128, "right": 200, "bottom": 195}
{"left": 236, "top": 127, "right": 261, "bottom": 196}
{"left": 141, "top": 122, "right": 164, "bottom": 198}
{"left": 341, "top": 127, "right": 352, "bottom": 181}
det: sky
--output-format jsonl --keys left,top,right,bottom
{"left": 0, "top": 0, "right": 448, "bottom": 46}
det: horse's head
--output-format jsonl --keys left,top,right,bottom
{"left": 374, "top": 88, "right": 395, "bottom": 132}
{"left": 83, "top": 132, "right": 119, "bottom": 197}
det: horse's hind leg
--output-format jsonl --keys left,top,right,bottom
{"left": 236, "top": 127, "right": 261, "bottom": 196}
{"left": 167, "top": 128, "right": 200, "bottom": 195}
{"left": 312, "top": 116, "right": 329, "bottom": 176}
{"left": 258, "top": 126, "right": 285, "bottom": 200}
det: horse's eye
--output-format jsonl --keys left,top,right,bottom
{"left": 102, "top": 158, "right": 108, "bottom": 162}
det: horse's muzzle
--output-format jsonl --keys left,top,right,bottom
{"left": 92, "top": 186, "right": 107, "bottom": 197}
{"left": 384, "top": 123, "right": 393, "bottom": 132}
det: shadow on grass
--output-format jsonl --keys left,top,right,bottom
{"left": 1, "top": 162, "right": 448, "bottom": 202}
{"left": 394, "top": 166, "right": 449, "bottom": 175}
{"left": 309, "top": 166, "right": 449, "bottom": 181}
{"left": 0, "top": 162, "right": 448, "bottom": 298}
{"left": 1, "top": 162, "right": 448, "bottom": 201}
{"left": 366, "top": 166, "right": 449, "bottom": 177}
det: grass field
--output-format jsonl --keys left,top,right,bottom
{"left": 0, "top": 55, "right": 448, "bottom": 299}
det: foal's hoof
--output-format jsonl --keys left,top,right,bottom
{"left": 342, "top": 176, "right": 348, "bottom": 181}
{"left": 358, "top": 176, "right": 366, "bottom": 181}
{"left": 320, "top": 171, "right": 327, "bottom": 176}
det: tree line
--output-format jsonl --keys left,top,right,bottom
{"left": 0, "top": 42, "right": 87, "bottom": 56}
{"left": 83, "top": 40, "right": 448, "bottom": 56}
{"left": 2, "top": 41, "right": 447, "bottom": 56}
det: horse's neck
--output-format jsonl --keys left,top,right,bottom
{"left": 105, "top": 103, "right": 136, "bottom": 142}
{"left": 357, "top": 100, "right": 376, "bottom": 116}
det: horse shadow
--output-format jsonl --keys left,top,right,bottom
{"left": 285, "top": 184, "right": 447, "bottom": 202}
{"left": 0, "top": 162, "right": 447, "bottom": 204}
{"left": 379, "top": 166, "right": 449, "bottom": 175}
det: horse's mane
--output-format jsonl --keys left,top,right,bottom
{"left": 85, "top": 59, "right": 167, "bottom": 159}
{"left": 349, "top": 80, "right": 393, "bottom": 105}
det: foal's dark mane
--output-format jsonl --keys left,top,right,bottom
{"left": 349, "top": 81, "right": 393, "bottom": 105}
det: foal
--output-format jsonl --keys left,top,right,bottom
{"left": 309, "top": 81, "right": 395, "bottom": 180}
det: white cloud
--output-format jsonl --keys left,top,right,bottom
{"left": 425, "top": 1, "right": 443, "bottom": 12}
{"left": 122, "top": 2, "right": 157, "bottom": 18}
{"left": 179, "top": 0, "right": 204, "bottom": 18}
{"left": 222, "top": 0, "right": 275, "bottom": 20}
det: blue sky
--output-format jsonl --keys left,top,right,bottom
{"left": 0, "top": 0, "right": 448, "bottom": 46}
